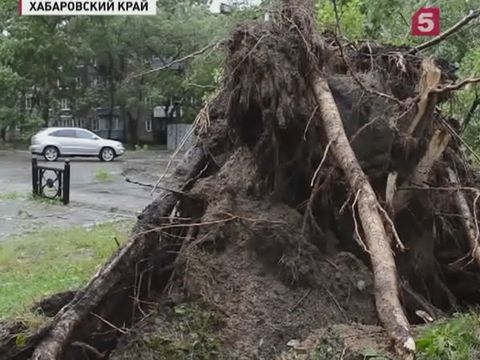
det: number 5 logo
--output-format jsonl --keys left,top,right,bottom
{"left": 412, "top": 7, "right": 441, "bottom": 36}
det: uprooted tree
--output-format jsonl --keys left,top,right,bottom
{"left": 4, "top": 0, "right": 480, "bottom": 359}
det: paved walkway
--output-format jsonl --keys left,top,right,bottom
{"left": 0, "top": 150, "right": 178, "bottom": 239}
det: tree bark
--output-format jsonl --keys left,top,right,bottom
{"left": 41, "top": 93, "right": 51, "bottom": 127}
{"left": 108, "top": 80, "right": 115, "bottom": 140}
{"left": 126, "top": 109, "right": 138, "bottom": 145}
{"left": 447, "top": 167, "right": 480, "bottom": 267}
{"left": 312, "top": 75, "right": 415, "bottom": 357}
{"left": 0, "top": 127, "right": 6, "bottom": 142}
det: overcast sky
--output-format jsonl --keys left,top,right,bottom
{"left": 209, "top": 0, "right": 262, "bottom": 13}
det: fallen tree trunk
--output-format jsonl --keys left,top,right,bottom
{"left": 312, "top": 74, "right": 415, "bottom": 357}
{"left": 31, "top": 193, "right": 179, "bottom": 360}
{"left": 447, "top": 167, "right": 480, "bottom": 267}
{"left": 31, "top": 145, "right": 209, "bottom": 360}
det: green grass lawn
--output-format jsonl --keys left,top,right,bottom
{"left": 0, "top": 221, "right": 132, "bottom": 319}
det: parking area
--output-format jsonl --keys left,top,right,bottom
{"left": 0, "top": 150, "right": 175, "bottom": 239}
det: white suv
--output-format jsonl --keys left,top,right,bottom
{"left": 29, "top": 127, "right": 125, "bottom": 162}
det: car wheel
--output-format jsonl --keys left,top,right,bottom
{"left": 100, "top": 147, "right": 115, "bottom": 162}
{"left": 43, "top": 146, "right": 59, "bottom": 162}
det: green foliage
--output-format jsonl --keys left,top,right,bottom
{"left": 1, "top": 15, "right": 79, "bottom": 125}
{"left": 416, "top": 313, "right": 480, "bottom": 360}
{"left": 30, "top": 193, "right": 63, "bottom": 205}
{"left": 0, "top": 65, "right": 24, "bottom": 129}
{"left": 317, "top": 0, "right": 366, "bottom": 39}
{"left": 18, "top": 115, "right": 44, "bottom": 141}
{"left": 0, "top": 221, "right": 132, "bottom": 319}
{"left": 316, "top": 0, "right": 480, "bottom": 49}
{"left": 0, "top": 0, "right": 263, "bottom": 138}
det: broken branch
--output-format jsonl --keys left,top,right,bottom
{"left": 129, "top": 40, "right": 224, "bottom": 79}
{"left": 432, "top": 76, "right": 480, "bottom": 93}
{"left": 411, "top": 9, "right": 480, "bottom": 53}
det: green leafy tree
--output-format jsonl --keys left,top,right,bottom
{"left": 1, "top": 14, "right": 78, "bottom": 126}
{"left": 0, "top": 65, "right": 23, "bottom": 140}
{"left": 0, "top": 0, "right": 266, "bottom": 143}
{"left": 316, "top": 0, "right": 480, "bottom": 151}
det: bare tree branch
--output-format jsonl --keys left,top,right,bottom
{"left": 129, "top": 40, "right": 224, "bottom": 80}
{"left": 433, "top": 77, "right": 480, "bottom": 93}
{"left": 411, "top": 9, "right": 480, "bottom": 53}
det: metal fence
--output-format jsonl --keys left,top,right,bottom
{"left": 167, "top": 124, "right": 195, "bottom": 152}
{"left": 32, "top": 157, "right": 70, "bottom": 205}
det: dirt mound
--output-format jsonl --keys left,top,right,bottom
{"left": 110, "top": 249, "right": 375, "bottom": 359}
{"left": 111, "top": 148, "right": 377, "bottom": 359}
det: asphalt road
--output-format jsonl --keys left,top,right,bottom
{"left": 0, "top": 150, "right": 175, "bottom": 239}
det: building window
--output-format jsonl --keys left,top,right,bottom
{"left": 60, "top": 98, "right": 70, "bottom": 110}
{"left": 25, "top": 96, "right": 33, "bottom": 110}
{"left": 92, "top": 118, "right": 99, "bottom": 131}
{"left": 107, "top": 117, "right": 122, "bottom": 131}
{"left": 145, "top": 118, "right": 152, "bottom": 133}
{"left": 92, "top": 76, "right": 99, "bottom": 87}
